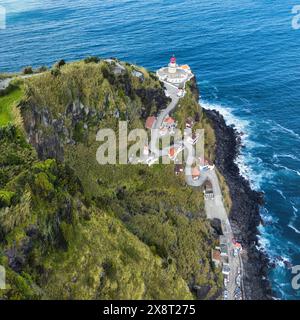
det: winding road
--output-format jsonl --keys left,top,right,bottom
{"left": 149, "top": 78, "right": 244, "bottom": 300}
{"left": 0, "top": 73, "right": 42, "bottom": 91}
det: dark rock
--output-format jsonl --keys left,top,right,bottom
{"left": 193, "top": 285, "right": 211, "bottom": 300}
{"left": 210, "top": 218, "right": 223, "bottom": 236}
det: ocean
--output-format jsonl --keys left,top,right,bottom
{"left": 0, "top": 0, "right": 299, "bottom": 300}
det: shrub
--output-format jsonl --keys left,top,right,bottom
{"left": 84, "top": 56, "right": 100, "bottom": 64}
{"left": 0, "top": 190, "right": 16, "bottom": 208}
{"left": 38, "top": 66, "right": 48, "bottom": 72}
{"left": 22, "top": 67, "right": 33, "bottom": 75}
{"left": 4, "top": 152, "right": 24, "bottom": 166}
{"left": 34, "top": 172, "right": 54, "bottom": 197}
{"left": 0, "top": 125, "right": 17, "bottom": 141}
{"left": 73, "top": 122, "right": 85, "bottom": 143}
{"left": 33, "top": 159, "right": 57, "bottom": 174}
{"left": 54, "top": 59, "right": 66, "bottom": 69}
{"left": 51, "top": 68, "right": 61, "bottom": 77}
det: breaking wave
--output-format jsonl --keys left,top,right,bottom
{"left": 200, "top": 100, "right": 270, "bottom": 190}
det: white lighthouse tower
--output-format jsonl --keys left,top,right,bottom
{"left": 168, "top": 55, "right": 178, "bottom": 74}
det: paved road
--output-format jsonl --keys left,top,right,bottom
{"left": 0, "top": 78, "right": 12, "bottom": 90}
{"left": 0, "top": 73, "right": 42, "bottom": 91}
{"left": 150, "top": 83, "right": 179, "bottom": 158}
{"left": 187, "top": 165, "right": 243, "bottom": 299}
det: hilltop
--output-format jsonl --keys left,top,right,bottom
{"left": 0, "top": 58, "right": 223, "bottom": 299}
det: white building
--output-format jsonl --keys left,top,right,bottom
{"left": 156, "top": 56, "right": 194, "bottom": 88}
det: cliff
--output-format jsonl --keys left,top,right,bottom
{"left": 0, "top": 58, "right": 222, "bottom": 300}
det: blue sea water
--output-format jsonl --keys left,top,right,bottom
{"left": 0, "top": 0, "right": 300, "bottom": 299}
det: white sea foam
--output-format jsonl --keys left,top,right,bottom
{"left": 256, "top": 231, "right": 270, "bottom": 253}
{"left": 201, "top": 100, "right": 297, "bottom": 272}
{"left": 276, "top": 189, "right": 287, "bottom": 200}
{"left": 266, "top": 120, "right": 300, "bottom": 140}
{"left": 288, "top": 223, "right": 300, "bottom": 235}
{"left": 275, "top": 153, "right": 299, "bottom": 162}
{"left": 292, "top": 206, "right": 298, "bottom": 214}
{"left": 276, "top": 124, "right": 300, "bottom": 140}
{"left": 260, "top": 207, "right": 276, "bottom": 224}
{"left": 201, "top": 100, "right": 268, "bottom": 190}
{"left": 273, "top": 163, "right": 300, "bottom": 177}
{"left": 1, "top": 0, "right": 41, "bottom": 13}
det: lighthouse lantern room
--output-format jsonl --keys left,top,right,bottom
{"left": 168, "top": 55, "right": 178, "bottom": 74}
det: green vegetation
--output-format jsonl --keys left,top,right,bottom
{"left": 0, "top": 128, "right": 193, "bottom": 299}
{"left": 24, "top": 60, "right": 166, "bottom": 124}
{"left": 0, "top": 59, "right": 225, "bottom": 300}
{"left": 0, "top": 73, "right": 20, "bottom": 80}
{"left": 22, "top": 67, "right": 33, "bottom": 75}
{"left": 173, "top": 81, "right": 216, "bottom": 162}
{"left": 84, "top": 56, "right": 100, "bottom": 64}
{"left": 216, "top": 169, "right": 232, "bottom": 214}
{"left": 0, "top": 86, "right": 24, "bottom": 127}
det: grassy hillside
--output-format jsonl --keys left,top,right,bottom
{"left": 0, "top": 86, "right": 24, "bottom": 127}
{"left": 0, "top": 58, "right": 223, "bottom": 299}
{"left": 0, "top": 127, "right": 192, "bottom": 299}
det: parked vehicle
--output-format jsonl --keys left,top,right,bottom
{"left": 236, "top": 275, "right": 241, "bottom": 287}
{"left": 223, "top": 290, "right": 229, "bottom": 300}
{"left": 224, "top": 277, "right": 229, "bottom": 288}
{"left": 234, "top": 287, "right": 241, "bottom": 296}
{"left": 233, "top": 248, "right": 239, "bottom": 257}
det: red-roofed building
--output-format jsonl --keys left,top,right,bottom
{"left": 168, "top": 145, "right": 183, "bottom": 161}
{"left": 234, "top": 242, "right": 243, "bottom": 251}
{"left": 164, "top": 117, "right": 175, "bottom": 124}
{"left": 162, "top": 116, "right": 177, "bottom": 130}
{"left": 145, "top": 116, "right": 156, "bottom": 129}
{"left": 192, "top": 166, "right": 201, "bottom": 180}
{"left": 212, "top": 249, "right": 222, "bottom": 268}
{"left": 169, "top": 147, "right": 175, "bottom": 159}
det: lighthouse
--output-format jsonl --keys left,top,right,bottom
{"left": 168, "top": 55, "right": 178, "bottom": 74}
{"left": 156, "top": 55, "right": 194, "bottom": 88}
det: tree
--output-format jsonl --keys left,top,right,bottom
{"left": 0, "top": 190, "right": 15, "bottom": 208}
{"left": 51, "top": 68, "right": 61, "bottom": 77}
{"left": 84, "top": 56, "right": 100, "bottom": 64}
{"left": 54, "top": 59, "right": 66, "bottom": 69}
{"left": 22, "top": 66, "right": 33, "bottom": 75}
{"left": 38, "top": 66, "right": 48, "bottom": 72}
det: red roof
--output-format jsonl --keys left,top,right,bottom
{"left": 170, "top": 56, "right": 176, "bottom": 63}
{"left": 164, "top": 117, "right": 175, "bottom": 124}
{"left": 234, "top": 242, "right": 242, "bottom": 249}
{"left": 192, "top": 167, "right": 200, "bottom": 177}
{"left": 145, "top": 116, "right": 156, "bottom": 129}
{"left": 169, "top": 147, "right": 175, "bottom": 158}
{"left": 212, "top": 250, "right": 221, "bottom": 261}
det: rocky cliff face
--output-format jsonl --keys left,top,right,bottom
{"left": 204, "top": 108, "right": 273, "bottom": 300}
{"left": 20, "top": 99, "right": 95, "bottom": 162}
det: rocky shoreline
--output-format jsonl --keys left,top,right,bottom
{"left": 204, "top": 108, "right": 274, "bottom": 300}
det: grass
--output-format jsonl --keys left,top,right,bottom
{"left": 0, "top": 59, "right": 224, "bottom": 299}
{"left": 0, "top": 73, "right": 20, "bottom": 80}
{"left": 216, "top": 169, "right": 232, "bottom": 214}
{"left": 0, "top": 87, "right": 24, "bottom": 127}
